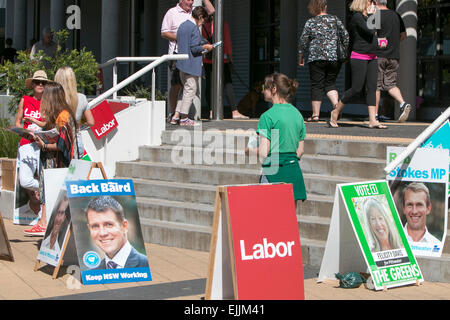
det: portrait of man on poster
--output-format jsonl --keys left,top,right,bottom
{"left": 85, "top": 196, "right": 149, "bottom": 269}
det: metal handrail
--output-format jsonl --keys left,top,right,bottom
{"left": 98, "top": 57, "right": 161, "bottom": 69}
{"left": 89, "top": 54, "right": 188, "bottom": 108}
{"left": 98, "top": 56, "right": 164, "bottom": 99}
{"left": 384, "top": 106, "right": 450, "bottom": 174}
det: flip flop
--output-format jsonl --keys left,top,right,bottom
{"left": 232, "top": 115, "right": 250, "bottom": 119}
{"left": 327, "top": 120, "right": 339, "bottom": 128}
{"left": 306, "top": 116, "right": 320, "bottom": 122}
{"left": 368, "top": 124, "right": 388, "bottom": 129}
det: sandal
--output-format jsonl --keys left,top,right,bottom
{"left": 327, "top": 109, "right": 339, "bottom": 128}
{"left": 306, "top": 115, "right": 320, "bottom": 122}
{"left": 368, "top": 123, "right": 388, "bottom": 129}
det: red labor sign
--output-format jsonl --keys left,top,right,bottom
{"left": 90, "top": 100, "right": 118, "bottom": 140}
{"left": 206, "top": 184, "right": 304, "bottom": 300}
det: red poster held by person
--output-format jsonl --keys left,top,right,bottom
{"left": 206, "top": 184, "right": 305, "bottom": 300}
{"left": 90, "top": 100, "right": 118, "bottom": 140}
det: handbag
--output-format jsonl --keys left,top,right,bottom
{"left": 334, "top": 16, "right": 349, "bottom": 62}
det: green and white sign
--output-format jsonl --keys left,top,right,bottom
{"left": 318, "top": 180, "right": 424, "bottom": 291}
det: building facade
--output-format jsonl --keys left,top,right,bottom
{"left": 2, "top": 0, "right": 448, "bottom": 121}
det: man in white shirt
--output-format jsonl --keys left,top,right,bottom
{"left": 161, "top": 0, "right": 214, "bottom": 121}
{"left": 401, "top": 182, "right": 441, "bottom": 245}
{"left": 85, "top": 196, "right": 148, "bottom": 269}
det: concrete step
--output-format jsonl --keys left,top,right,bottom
{"left": 131, "top": 178, "right": 217, "bottom": 205}
{"left": 136, "top": 197, "right": 214, "bottom": 227}
{"left": 138, "top": 217, "right": 450, "bottom": 282}
{"left": 116, "top": 160, "right": 361, "bottom": 197}
{"left": 160, "top": 130, "right": 408, "bottom": 159}
{"left": 138, "top": 145, "right": 387, "bottom": 179}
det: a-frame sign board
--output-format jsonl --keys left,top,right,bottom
{"left": 206, "top": 184, "right": 305, "bottom": 300}
{"left": 318, "top": 180, "right": 424, "bottom": 291}
{"left": 0, "top": 211, "right": 14, "bottom": 262}
{"left": 34, "top": 162, "right": 108, "bottom": 279}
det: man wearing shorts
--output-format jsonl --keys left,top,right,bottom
{"left": 375, "top": 0, "right": 410, "bottom": 123}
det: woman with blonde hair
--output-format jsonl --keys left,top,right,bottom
{"left": 364, "top": 198, "right": 402, "bottom": 252}
{"left": 54, "top": 66, "right": 94, "bottom": 157}
{"left": 329, "top": 0, "right": 386, "bottom": 129}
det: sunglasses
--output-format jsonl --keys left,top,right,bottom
{"left": 32, "top": 80, "right": 47, "bottom": 86}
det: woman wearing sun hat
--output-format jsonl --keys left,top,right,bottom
{"left": 14, "top": 70, "right": 52, "bottom": 236}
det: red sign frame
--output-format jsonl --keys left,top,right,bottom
{"left": 223, "top": 184, "right": 305, "bottom": 300}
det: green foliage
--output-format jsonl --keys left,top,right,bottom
{"left": 0, "top": 28, "right": 99, "bottom": 115}
{"left": 0, "top": 118, "right": 20, "bottom": 158}
{"left": 122, "top": 83, "right": 168, "bottom": 101}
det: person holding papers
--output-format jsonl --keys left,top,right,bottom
{"left": 245, "top": 72, "right": 307, "bottom": 205}
{"left": 30, "top": 82, "right": 79, "bottom": 236}
{"left": 85, "top": 196, "right": 149, "bottom": 269}
{"left": 170, "top": 6, "right": 214, "bottom": 126}
{"left": 18, "top": 70, "right": 51, "bottom": 236}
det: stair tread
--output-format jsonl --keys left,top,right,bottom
{"left": 136, "top": 196, "right": 214, "bottom": 211}
{"left": 140, "top": 145, "right": 387, "bottom": 163}
{"left": 118, "top": 160, "right": 364, "bottom": 182}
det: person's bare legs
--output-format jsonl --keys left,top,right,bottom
{"left": 326, "top": 90, "right": 339, "bottom": 108}
{"left": 368, "top": 105, "right": 387, "bottom": 128}
{"left": 307, "top": 101, "right": 321, "bottom": 121}
{"left": 329, "top": 100, "right": 344, "bottom": 128}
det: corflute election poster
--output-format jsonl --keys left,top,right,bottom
{"left": 387, "top": 147, "right": 448, "bottom": 258}
{"left": 66, "top": 179, "right": 151, "bottom": 285}
{"left": 340, "top": 181, "right": 423, "bottom": 290}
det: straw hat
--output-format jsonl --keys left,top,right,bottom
{"left": 25, "top": 70, "right": 53, "bottom": 89}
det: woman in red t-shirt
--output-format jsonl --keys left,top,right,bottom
{"left": 15, "top": 70, "right": 51, "bottom": 236}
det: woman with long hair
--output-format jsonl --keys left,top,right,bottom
{"left": 54, "top": 66, "right": 94, "bottom": 158}
{"left": 31, "top": 82, "right": 79, "bottom": 232}
{"left": 329, "top": 0, "right": 386, "bottom": 129}
{"left": 246, "top": 73, "right": 307, "bottom": 205}
{"left": 364, "top": 199, "right": 402, "bottom": 252}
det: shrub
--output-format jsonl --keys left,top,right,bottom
{"left": 0, "top": 118, "right": 20, "bottom": 158}
{"left": 0, "top": 29, "right": 99, "bottom": 115}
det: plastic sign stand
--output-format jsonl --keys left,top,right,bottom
{"left": 0, "top": 211, "right": 14, "bottom": 262}
{"left": 206, "top": 184, "right": 305, "bottom": 300}
{"left": 318, "top": 180, "right": 424, "bottom": 291}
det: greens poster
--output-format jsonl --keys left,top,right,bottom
{"left": 339, "top": 181, "right": 423, "bottom": 290}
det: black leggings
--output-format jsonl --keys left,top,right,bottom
{"left": 309, "top": 60, "right": 341, "bottom": 101}
{"left": 341, "top": 58, "right": 378, "bottom": 106}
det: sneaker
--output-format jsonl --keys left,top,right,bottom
{"left": 179, "top": 118, "right": 200, "bottom": 126}
{"left": 378, "top": 115, "right": 391, "bottom": 122}
{"left": 398, "top": 103, "right": 411, "bottom": 123}
{"left": 24, "top": 223, "right": 46, "bottom": 236}
{"left": 170, "top": 117, "right": 180, "bottom": 125}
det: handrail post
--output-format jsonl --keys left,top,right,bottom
{"left": 113, "top": 61, "right": 118, "bottom": 100}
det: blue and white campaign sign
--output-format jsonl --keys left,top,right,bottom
{"left": 386, "top": 147, "right": 448, "bottom": 258}
{"left": 66, "top": 179, "right": 152, "bottom": 285}
{"left": 422, "top": 120, "right": 450, "bottom": 197}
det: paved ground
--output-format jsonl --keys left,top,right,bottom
{"left": 1, "top": 219, "right": 450, "bottom": 301}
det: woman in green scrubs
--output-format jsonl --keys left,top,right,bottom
{"left": 246, "top": 73, "right": 307, "bottom": 204}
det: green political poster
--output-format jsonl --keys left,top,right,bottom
{"left": 318, "top": 180, "right": 424, "bottom": 291}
